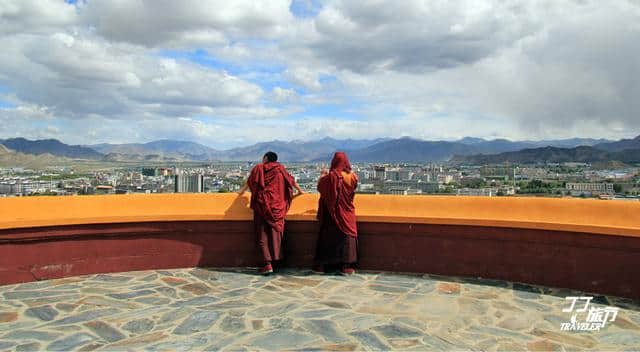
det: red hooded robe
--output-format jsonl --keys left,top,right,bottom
{"left": 317, "top": 152, "right": 358, "bottom": 237}
{"left": 247, "top": 162, "right": 295, "bottom": 233}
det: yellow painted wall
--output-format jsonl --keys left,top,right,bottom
{"left": 1, "top": 194, "right": 639, "bottom": 237}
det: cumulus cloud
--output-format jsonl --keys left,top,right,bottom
{"left": 80, "top": 0, "right": 294, "bottom": 47}
{"left": 304, "top": 0, "right": 540, "bottom": 73}
{"left": 283, "top": 66, "right": 324, "bottom": 90}
{"left": 1, "top": 0, "right": 639, "bottom": 147}
{"left": 449, "top": 0, "right": 640, "bottom": 137}
{"left": 0, "top": 0, "right": 76, "bottom": 35}
{"left": 280, "top": 0, "right": 640, "bottom": 139}
{"left": 272, "top": 87, "right": 297, "bottom": 103}
{"left": 0, "top": 4, "right": 268, "bottom": 122}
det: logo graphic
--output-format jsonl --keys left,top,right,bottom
{"left": 560, "top": 296, "right": 618, "bottom": 331}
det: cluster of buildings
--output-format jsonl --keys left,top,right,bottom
{"left": 1, "top": 162, "right": 639, "bottom": 199}
{"left": 351, "top": 163, "right": 640, "bottom": 198}
{"left": 355, "top": 165, "right": 445, "bottom": 195}
{"left": 0, "top": 165, "right": 241, "bottom": 196}
{"left": 352, "top": 164, "right": 516, "bottom": 196}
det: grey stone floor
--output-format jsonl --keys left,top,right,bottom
{"left": 1, "top": 267, "right": 640, "bottom": 351}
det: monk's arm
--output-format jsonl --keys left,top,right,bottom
{"left": 317, "top": 174, "right": 328, "bottom": 192}
{"left": 237, "top": 181, "right": 249, "bottom": 195}
{"left": 293, "top": 180, "right": 304, "bottom": 195}
{"left": 239, "top": 168, "right": 255, "bottom": 195}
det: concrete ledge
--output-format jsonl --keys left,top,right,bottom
{"left": 1, "top": 193, "right": 639, "bottom": 237}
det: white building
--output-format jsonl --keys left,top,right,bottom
{"left": 457, "top": 188, "right": 499, "bottom": 197}
{"left": 566, "top": 182, "right": 614, "bottom": 194}
{"left": 175, "top": 174, "right": 204, "bottom": 193}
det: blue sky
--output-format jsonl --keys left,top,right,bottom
{"left": 0, "top": 0, "right": 638, "bottom": 148}
{"left": 155, "top": 46, "right": 363, "bottom": 125}
{"left": 0, "top": 85, "right": 16, "bottom": 108}
{"left": 289, "top": 0, "right": 323, "bottom": 18}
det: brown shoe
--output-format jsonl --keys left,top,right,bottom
{"left": 312, "top": 265, "right": 324, "bottom": 274}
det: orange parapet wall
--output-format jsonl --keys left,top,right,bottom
{"left": 2, "top": 194, "right": 640, "bottom": 298}
{"left": 1, "top": 193, "right": 639, "bottom": 237}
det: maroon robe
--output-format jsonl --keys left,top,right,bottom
{"left": 247, "top": 162, "right": 295, "bottom": 263}
{"left": 315, "top": 152, "right": 359, "bottom": 266}
{"left": 317, "top": 152, "right": 358, "bottom": 237}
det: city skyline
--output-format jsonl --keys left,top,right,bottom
{"left": 3, "top": 159, "right": 638, "bottom": 199}
{"left": 1, "top": 1, "right": 639, "bottom": 149}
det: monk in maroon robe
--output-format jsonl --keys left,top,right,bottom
{"left": 313, "top": 152, "right": 359, "bottom": 275}
{"left": 238, "top": 151, "right": 303, "bottom": 275}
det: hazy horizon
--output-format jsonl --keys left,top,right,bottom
{"left": 0, "top": 134, "right": 628, "bottom": 151}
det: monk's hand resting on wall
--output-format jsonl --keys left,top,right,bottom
{"left": 237, "top": 182, "right": 249, "bottom": 196}
{"left": 293, "top": 182, "right": 305, "bottom": 197}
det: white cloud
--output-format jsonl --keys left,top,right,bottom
{"left": 1, "top": 0, "right": 640, "bottom": 147}
{"left": 303, "top": 0, "right": 540, "bottom": 73}
{"left": 80, "top": 0, "right": 294, "bottom": 47}
{"left": 275, "top": 0, "right": 640, "bottom": 140}
{"left": 284, "top": 66, "right": 323, "bottom": 90}
{"left": 0, "top": 0, "right": 76, "bottom": 35}
{"left": 0, "top": 30, "right": 268, "bottom": 121}
{"left": 272, "top": 87, "right": 297, "bottom": 103}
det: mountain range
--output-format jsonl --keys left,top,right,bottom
{"left": 88, "top": 140, "right": 222, "bottom": 162}
{"left": 0, "top": 142, "right": 68, "bottom": 168}
{"left": 87, "top": 137, "right": 391, "bottom": 162}
{"left": 0, "top": 135, "right": 638, "bottom": 164}
{"left": 451, "top": 136, "right": 640, "bottom": 165}
{"left": 1, "top": 138, "right": 102, "bottom": 160}
{"left": 588, "top": 135, "right": 640, "bottom": 152}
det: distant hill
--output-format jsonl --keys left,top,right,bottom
{"left": 0, "top": 143, "right": 68, "bottom": 168}
{"left": 591, "top": 160, "right": 632, "bottom": 170}
{"left": 345, "top": 137, "right": 473, "bottom": 162}
{"left": 88, "top": 138, "right": 389, "bottom": 162}
{"left": 0, "top": 144, "right": 10, "bottom": 154}
{"left": 193, "top": 136, "right": 588, "bottom": 162}
{"left": 219, "top": 138, "right": 389, "bottom": 162}
{"left": 101, "top": 153, "right": 182, "bottom": 162}
{"left": 3, "top": 135, "right": 635, "bottom": 163}
{"left": 525, "top": 137, "right": 612, "bottom": 148}
{"left": 467, "top": 139, "right": 537, "bottom": 155}
{"left": 316, "top": 137, "right": 391, "bottom": 150}
{"left": 1, "top": 138, "right": 103, "bottom": 160}
{"left": 457, "top": 137, "right": 487, "bottom": 145}
{"left": 593, "top": 135, "right": 640, "bottom": 152}
{"left": 87, "top": 140, "right": 221, "bottom": 161}
{"left": 342, "top": 137, "right": 605, "bottom": 163}
{"left": 220, "top": 140, "right": 321, "bottom": 162}
{"left": 457, "top": 136, "right": 612, "bottom": 148}
{"left": 451, "top": 146, "right": 640, "bottom": 165}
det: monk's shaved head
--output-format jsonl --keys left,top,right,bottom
{"left": 264, "top": 151, "right": 278, "bottom": 162}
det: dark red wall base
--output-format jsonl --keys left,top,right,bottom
{"left": 1, "top": 220, "right": 639, "bottom": 299}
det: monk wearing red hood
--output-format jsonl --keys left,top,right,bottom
{"left": 313, "top": 152, "right": 359, "bottom": 275}
{"left": 238, "top": 151, "right": 303, "bottom": 275}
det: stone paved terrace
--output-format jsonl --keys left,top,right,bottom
{"left": 1, "top": 268, "right": 639, "bottom": 351}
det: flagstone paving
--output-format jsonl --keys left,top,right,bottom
{"left": 1, "top": 268, "right": 639, "bottom": 351}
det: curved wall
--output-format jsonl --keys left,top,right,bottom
{"left": 1, "top": 194, "right": 639, "bottom": 298}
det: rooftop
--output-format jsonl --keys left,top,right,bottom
{"left": 1, "top": 268, "right": 640, "bottom": 351}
